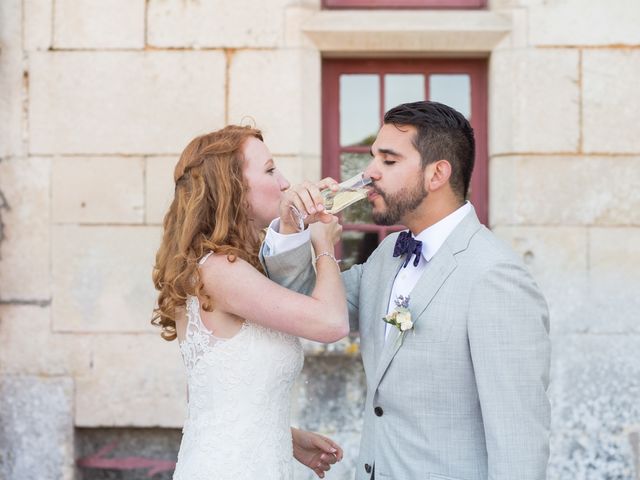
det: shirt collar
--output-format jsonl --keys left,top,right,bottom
{"left": 413, "top": 202, "right": 472, "bottom": 262}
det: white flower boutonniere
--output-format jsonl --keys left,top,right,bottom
{"left": 383, "top": 294, "right": 413, "bottom": 334}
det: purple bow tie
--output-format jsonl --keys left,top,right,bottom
{"left": 393, "top": 231, "right": 423, "bottom": 268}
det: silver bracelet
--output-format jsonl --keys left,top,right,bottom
{"left": 314, "top": 251, "right": 341, "bottom": 267}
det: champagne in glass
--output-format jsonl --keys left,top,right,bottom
{"left": 289, "top": 173, "right": 373, "bottom": 231}
{"left": 322, "top": 173, "right": 372, "bottom": 214}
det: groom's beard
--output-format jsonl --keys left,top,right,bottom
{"left": 371, "top": 175, "right": 428, "bottom": 226}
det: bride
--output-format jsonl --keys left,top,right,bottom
{"left": 152, "top": 125, "right": 348, "bottom": 479}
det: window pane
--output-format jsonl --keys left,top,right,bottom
{"left": 341, "top": 230, "right": 380, "bottom": 270}
{"left": 339, "top": 153, "right": 373, "bottom": 224}
{"left": 340, "top": 74, "right": 380, "bottom": 147}
{"left": 429, "top": 74, "right": 471, "bottom": 119}
{"left": 384, "top": 74, "right": 425, "bottom": 112}
{"left": 340, "top": 152, "right": 371, "bottom": 181}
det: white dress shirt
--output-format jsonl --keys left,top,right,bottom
{"left": 263, "top": 218, "right": 310, "bottom": 256}
{"left": 263, "top": 202, "right": 472, "bottom": 341}
{"left": 384, "top": 202, "right": 471, "bottom": 339}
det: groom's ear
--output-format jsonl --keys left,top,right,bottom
{"left": 425, "top": 159, "right": 452, "bottom": 192}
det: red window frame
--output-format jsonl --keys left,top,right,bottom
{"left": 323, "top": 0, "right": 486, "bottom": 9}
{"left": 322, "top": 58, "right": 488, "bottom": 256}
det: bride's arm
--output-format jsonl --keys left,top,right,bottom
{"left": 199, "top": 218, "right": 348, "bottom": 343}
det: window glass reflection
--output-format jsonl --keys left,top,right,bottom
{"left": 340, "top": 74, "right": 380, "bottom": 147}
{"left": 429, "top": 74, "right": 471, "bottom": 119}
{"left": 384, "top": 74, "right": 425, "bottom": 111}
{"left": 339, "top": 153, "right": 373, "bottom": 224}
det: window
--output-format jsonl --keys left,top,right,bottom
{"left": 322, "top": 59, "right": 488, "bottom": 268}
{"left": 323, "top": 0, "right": 486, "bottom": 9}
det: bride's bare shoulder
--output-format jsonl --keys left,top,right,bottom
{"left": 199, "top": 252, "right": 258, "bottom": 281}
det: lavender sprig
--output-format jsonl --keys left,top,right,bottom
{"left": 394, "top": 294, "right": 410, "bottom": 309}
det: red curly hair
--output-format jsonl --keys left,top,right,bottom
{"left": 152, "top": 125, "right": 265, "bottom": 341}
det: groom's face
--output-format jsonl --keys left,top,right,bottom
{"left": 365, "top": 124, "right": 428, "bottom": 226}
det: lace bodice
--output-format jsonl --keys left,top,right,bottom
{"left": 173, "top": 253, "right": 304, "bottom": 480}
{"left": 178, "top": 295, "right": 246, "bottom": 374}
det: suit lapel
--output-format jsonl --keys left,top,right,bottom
{"left": 407, "top": 246, "right": 457, "bottom": 327}
{"left": 371, "top": 248, "right": 457, "bottom": 390}
{"left": 370, "top": 207, "right": 483, "bottom": 391}
{"left": 373, "top": 253, "right": 405, "bottom": 362}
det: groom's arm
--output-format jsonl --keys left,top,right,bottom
{"left": 260, "top": 220, "right": 363, "bottom": 331}
{"left": 341, "top": 263, "right": 362, "bottom": 332}
{"left": 468, "top": 262, "right": 551, "bottom": 480}
{"left": 260, "top": 218, "right": 315, "bottom": 295}
{"left": 261, "top": 239, "right": 316, "bottom": 296}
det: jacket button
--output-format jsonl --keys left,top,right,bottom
{"left": 374, "top": 406, "right": 383, "bottom": 417}
{"left": 365, "top": 463, "right": 372, "bottom": 473}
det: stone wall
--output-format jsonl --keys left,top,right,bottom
{"left": 0, "top": 0, "right": 639, "bottom": 479}
{"left": 488, "top": 1, "right": 640, "bottom": 478}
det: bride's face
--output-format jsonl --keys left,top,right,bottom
{"left": 242, "top": 137, "right": 290, "bottom": 229}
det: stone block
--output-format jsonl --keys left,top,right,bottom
{"left": 528, "top": 0, "right": 640, "bottom": 47}
{"left": 0, "top": 305, "right": 89, "bottom": 376}
{"left": 52, "top": 156, "right": 145, "bottom": 224}
{"left": 291, "top": 355, "right": 365, "bottom": 480}
{"left": 291, "top": 355, "right": 365, "bottom": 433}
{"left": 51, "top": 225, "right": 162, "bottom": 333}
{"left": 586, "top": 227, "right": 640, "bottom": 334}
{"left": 0, "top": 157, "right": 51, "bottom": 300}
{"left": 0, "top": 375, "right": 74, "bottom": 480}
{"left": 146, "top": 156, "right": 177, "bottom": 225}
{"left": 299, "top": 154, "right": 322, "bottom": 184}
{"left": 0, "top": 0, "right": 25, "bottom": 158}
{"left": 490, "top": 49, "right": 580, "bottom": 155}
{"left": 29, "top": 51, "right": 226, "bottom": 155}
{"left": 229, "top": 49, "right": 321, "bottom": 156}
{"left": 285, "top": 5, "right": 319, "bottom": 49}
{"left": 75, "top": 333, "right": 186, "bottom": 427}
{"left": 147, "top": 0, "right": 290, "bottom": 48}
{"left": 301, "top": 10, "right": 511, "bottom": 54}
{"left": 276, "top": 155, "right": 307, "bottom": 186}
{"left": 548, "top": 335, "right": 640, "bottom": 480}
{"left": 490, "top": 155, "right": 640, "bottom": 226}
{"left": 493, "top": 226, "right": 588, "bottom": 335}
{"left": 53, "top": 0, "right": 144, "bottom": 49}
{"left": 488, "top": 0, "right": 523, "bottom": 8}
{"left": 583, "top": 50, "right": 640, "bottom": 154}
{"left": 24, "top": 0, "right": 53, "bottom": 51}
{"left": 493, "top": 6, "right": 527, "bottom": 50}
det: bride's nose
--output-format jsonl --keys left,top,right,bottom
{"left": 279, "top": 174, "right": 290, "bottom": 192}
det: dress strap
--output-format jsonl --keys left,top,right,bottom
{"left": 199, "top": 251, "right": 214, "bottom": 265}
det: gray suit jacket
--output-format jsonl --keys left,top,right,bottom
{"left": 263, "top": 207, "right": 550, "bottom": 480}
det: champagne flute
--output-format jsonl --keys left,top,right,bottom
{"left": 289, "top": 173, "right": 373, "bottom": 231}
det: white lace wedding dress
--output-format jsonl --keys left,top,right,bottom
{"left": 173, "top": 253, "right": 304, "bottom": 480}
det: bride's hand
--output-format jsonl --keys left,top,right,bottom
{"left": 278, "top": 178, "right": 339, "bottom": 235}
{"left": 291, "top": 428, "right": 344, "bottom": 478}
{"left": 310, "top": 215, "right": 342, "bottom": 254}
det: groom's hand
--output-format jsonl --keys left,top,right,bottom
{"left": 279, "top": 178, "right": 340, "bottom": 235}
{"left": 291, "top": 427, "right": 344, "bottom": 478}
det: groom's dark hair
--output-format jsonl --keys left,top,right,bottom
{"left": 384, "top": 101, "right": 475, "bottom": 201}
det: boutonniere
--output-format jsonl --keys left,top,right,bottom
{"left": 383, "top": 295, "right": 413, "bottom": 338}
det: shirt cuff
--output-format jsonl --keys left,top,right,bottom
{"left": 263, "top": 218, "right": 311, "bottom": 256}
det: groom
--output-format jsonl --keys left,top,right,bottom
{"left": 264, "top": 101, "right": 550, "bottom": 480}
